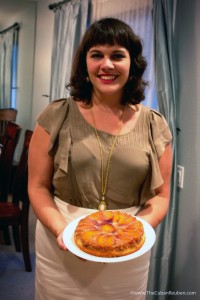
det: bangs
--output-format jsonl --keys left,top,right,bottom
{"left": 84, "top": 20, "right": 132, "bottom": 51}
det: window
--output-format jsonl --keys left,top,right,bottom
{"left": 0, "top": 23, "right": 19, "bottom": 109}
{"left": 11, "top": 37, "right": 19, "bottom": 108}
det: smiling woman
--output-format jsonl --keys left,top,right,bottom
{"left": 28, "top": 17, "right": 172, "bottom": 300}
{"left": 67, "top": 17, "right": 148, "bottom": 105}
{"left": 86, "top": 45, "right": 131, "bottom": 100}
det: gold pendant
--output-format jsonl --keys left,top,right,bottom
{"left": 98, "top": 199, "right": 107, "bottom": 211}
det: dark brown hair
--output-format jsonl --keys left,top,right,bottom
{"left": 66, "top": 17, "right": 148, "bottom": 105}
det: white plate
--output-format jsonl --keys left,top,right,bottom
{"left": 63, "top": 214, "right": 156, "bottom": 263}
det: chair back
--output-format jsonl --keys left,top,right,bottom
{"left": 12, "top": 130, "right": 33, "bottom": 209}
{"left": 0, "top": 129, "right": 33, "bottom": 272}
{"left": 0, "top": 122, "right": 21, "bottom": 202}
{"left": 0, "top": 109, "right": 17, "bottom": 142}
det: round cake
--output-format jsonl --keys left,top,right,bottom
{"left": 74, "top": 211, "right": 145, "bottom": 257}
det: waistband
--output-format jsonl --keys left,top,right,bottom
{"left": 54, "top": 196, "right": 141, "bottom": 223}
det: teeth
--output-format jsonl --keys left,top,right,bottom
{"left": 100, "top": 75, "right": 116, "bottom": 80}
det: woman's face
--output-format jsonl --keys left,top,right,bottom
{"left": 86, "top": 44, "right": 131, "bottom": 98}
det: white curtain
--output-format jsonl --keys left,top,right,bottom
{"left": 0, "top": 29, "right": 15, "bottom": 108}
{"left": 91, "top": 0, "right": 157, "bottom": 109}
{"left": 50, "top": 0, "right": 90, "bottom": 101}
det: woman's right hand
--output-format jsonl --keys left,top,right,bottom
{"left": 57, "top": 230, "right": 68, "bottom": 251}
{"left": 57, "top": 228, "right": 87, "bottom": 262}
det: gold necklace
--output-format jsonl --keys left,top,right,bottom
{"left": 90, "top": 105, "right": 126, "bottom": 211}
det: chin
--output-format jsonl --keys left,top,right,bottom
{"left": 96, "top": 86, "right": 124, "bottom": 96}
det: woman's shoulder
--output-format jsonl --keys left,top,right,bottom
{"left": 45, "top": 98, "right": 70, "bottom": 111}
{"left": 140, "top": 105, "right": 169, "bottom": 128}
{"left": 37, "top": 98, "right": 72, "bottom": 133}
{"left": 141, "top": 104, "right": 163, "bottom": 117}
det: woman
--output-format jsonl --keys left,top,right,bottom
{"left": 28, "top": 18, "right": 172, "bottom": 300}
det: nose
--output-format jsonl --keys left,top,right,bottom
{"left": 101, "top": 57, "right": 114, "bottom": 69}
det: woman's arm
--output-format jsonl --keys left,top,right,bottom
{"left": 28, "top": 124, "right": 68, "bottom": 249}
{"left": 136, "top": 143, "right": 173, "bottom": 228}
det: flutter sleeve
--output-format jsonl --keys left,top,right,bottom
{"left": 140, "top": 109, "right": 172, "bottom": 204}
{"left": 148, "top": 109, "right": 172, "bottom": 191}
{"left": 37, "top": 99, "right": 71, "bottom": 174}
{"left": 149, "top": 109, "right": 172, "bottom": 158}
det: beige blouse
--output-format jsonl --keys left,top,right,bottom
{"left": 37, "top": 98, "right": 172, "bottom": 210}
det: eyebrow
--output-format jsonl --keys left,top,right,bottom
{"left": 88, "top": 49, "right": 127, "bottom": 54}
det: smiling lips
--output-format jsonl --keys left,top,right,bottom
{"left": 98, "top": 74, "right": 118, "bottom": 82}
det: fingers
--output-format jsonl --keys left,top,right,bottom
{"left": 56, "top": 233, "right": 68, "bottom": 251}
{"left": 56, "top": 232, "right": 87, "bottom": 262}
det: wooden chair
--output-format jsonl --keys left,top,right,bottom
{"left": 0, "top": 122, "right": 21, "bottom": 203}
{"left": 0, "top": 130, "right": 33, "bottom": 272}
{"left": 0, "top": 109, "right": 17, "bottom": 143}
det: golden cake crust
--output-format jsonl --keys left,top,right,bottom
{"left": 74, "top": 211, "right": 145, "bottom": 257}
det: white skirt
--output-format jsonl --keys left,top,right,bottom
{"left": 35, "top": 197, "right": 151, "bottom": 300}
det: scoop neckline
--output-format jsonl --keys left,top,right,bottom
{"left": 71, "top": 98, "right": 144, "bottom": 138}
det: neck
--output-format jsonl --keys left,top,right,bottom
{"left": 91, "top": 90, "right": 123, "bottom": 109}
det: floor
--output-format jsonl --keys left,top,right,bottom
{"left": 0, "top": 206, "right": 37, "bottom": 300}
